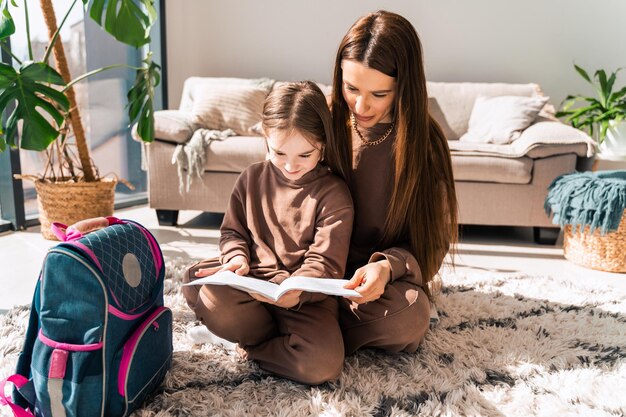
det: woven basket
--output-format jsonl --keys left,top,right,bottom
{"left": 563, "top": 210, "right": 626, "bottom": 273}
{"left": 35, "top": 178, "right": 117, "bottom": 240}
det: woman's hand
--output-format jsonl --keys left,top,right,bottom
{"left": 344, "top": 260, "right": 391, "bottom": 304}
{"left": 249, "top": 290, "right": 302, "bottom": 309}
{"left": 194, "top": 255, "right": 249, "bottom": 277}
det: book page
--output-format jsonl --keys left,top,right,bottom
{"left": 276, "top": 276, "right": 361, "bottom": 299}
{"left": 185, "top": 270, "right": 281, "bottom": 300}
{"left": 184, "top": 270, "right": 361, "bottom": 301}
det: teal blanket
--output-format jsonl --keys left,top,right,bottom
{"left": 545, "top": 170, "right": 626, "bottom": 235}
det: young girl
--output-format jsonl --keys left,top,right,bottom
{"left": 182, "top": 81, "right": 354, "bottom": 385}
{"left": 330, "top": 11, "right": 458, "bottom": 355}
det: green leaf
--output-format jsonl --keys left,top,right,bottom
{"left": 594, "top": 108, "right": 620, "bottom": 122}
{"left": 555, "top": 110, "right": 574, "bottom": 118}
{"left": 20, "top": 61, "right": 66, "bottom": 84}
{"left": 0, "top": 62, "right": 69, "bottom": 151}
{"left": 89, "top": 0, "right": 105, "bottom": 24}
{"left": 574, "top": 64, "right": 592, "bottom": 84}
{"left": 0, "top": 0, "right": 15, "bottom": 40}
{"left": 606, "top": 70, "right": 617, "bottom": 100}
{"left": 126, "top": 57, "right": 160, "bottom": 142}
{"left": 599, "top": 120, "right": 610, "bottom": 143}
{"left": 608, "top": 83, "right": 626, "bottom": 106}
{"left": 596, "top": 69, "right": 607, "bottom": 90}
{"left": 564, "top": 103, "right": 601, "bottom": 120}
{"left": 88, "top": 0, "right": 156, "bottom": 47}
{"left": 596, "top": 69, "right": 609, "bottom": 106}
{"left": 560, "top": 96, "right": 590, "bottom": 112}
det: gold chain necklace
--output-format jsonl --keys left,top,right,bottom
{"left": 350, "top": 113, "right": 395, "bottom": 146}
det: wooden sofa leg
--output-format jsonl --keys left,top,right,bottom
{"left": 533, "top": 227, "right": 560, "bottom": 245}
{"left": 156, "top": 209, "right": 179, "bottom": 226}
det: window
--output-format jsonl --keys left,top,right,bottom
{"left": 0, "top": 1, "right": 165, "bottom": 231}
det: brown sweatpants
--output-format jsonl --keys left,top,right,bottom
{"left": 182, "top": 259, "right": 430, "bottom": 383}
{"left": 339, "top": 277, "right": 430, "bottom": 355}
{"left": 182, "top": 259, "right": 345, "bottom": 385}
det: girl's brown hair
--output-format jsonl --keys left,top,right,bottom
{"left": 262, "top": 81, "right": 349, "bottom": 182}
{"left": 331, "top": 10, "right": 458, "bottom": 297}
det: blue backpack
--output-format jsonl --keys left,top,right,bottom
{"left": 0, "top": 217, "right": 172, "bottom": 417}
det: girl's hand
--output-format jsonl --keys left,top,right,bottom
{"left": 220, "top": 255, "right": 250, "bottom": 275}
{"left": 194, "top": 255, "right": 249, "bottom": 277}
{"left": 344, "top": 260, "right": 391, "bottom": 304}
{"left": 249, "top": 290, "right": 302, "bottom": 309}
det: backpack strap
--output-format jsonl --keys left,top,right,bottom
{"left": 12, "top": 283, "right": 41, "bottom": 413}
{"left": 51, "top": 216, "right": 126, "bottom": 241}
{"left": 0, "top": 375, "right": 35, "bottom": 417}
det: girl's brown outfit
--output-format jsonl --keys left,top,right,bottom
{"left": 183, "top": 161, "right": 354, "bottom": 385}
{"left": 339, "top": 123, "right": 431, "bottom": 355}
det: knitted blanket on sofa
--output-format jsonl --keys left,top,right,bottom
{"left": 172, "top": 128, "right": 236, "bottom": 193}
{"left": 545, "top": 170, "right": 626, "bottom": 235}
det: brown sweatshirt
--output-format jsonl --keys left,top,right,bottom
{"left": 220, "top": 160, "right": 354, "bottom": 301}
{"left": 348, "top": 124, "right": 423, "bottom": 286}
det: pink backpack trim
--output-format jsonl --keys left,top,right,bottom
{"left": 136, "top": 227, "right": 163, "bottom": 278}
{"left": 108, "top": 305, "right": 147, "bottom": 321}
{"left": 38, "top": 330, "right": 103, "bottom": 352}
{"left": 117, "top": 307, "right": 167, "bottom": 396}
{"left": 48, "top": 349, "right": 69, "bottom": 379}
{"left": 64, "top": 241, "right": 103, "bottom": 272}
{"left": 0, "top": 375, "right": 35, "bottom": 417}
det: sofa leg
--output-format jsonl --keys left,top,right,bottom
{"left": 533, "top": 227, "right": 560, "bottom": 245}
{"left": 156, "top": 209, "right": 179, "bottom": 226}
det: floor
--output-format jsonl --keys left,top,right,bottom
{"left": 1, "top": 205, "right": 625, "bottom": 314}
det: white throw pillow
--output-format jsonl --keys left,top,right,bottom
{"left": 191, "top": 84, "right": 270, "bottom": 136}
{"left": 459, "top": 95, "right": 549, "bottom": 144}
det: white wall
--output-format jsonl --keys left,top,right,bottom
{"left": 165, "top": 0, "right": 626, "bottom": 110}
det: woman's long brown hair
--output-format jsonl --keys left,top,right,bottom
{"left": 331, "top": 10, "right": 458, "bottom": 297}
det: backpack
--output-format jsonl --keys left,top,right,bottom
{"left": 0, "top": 217, "right": 173, "bottom": 417}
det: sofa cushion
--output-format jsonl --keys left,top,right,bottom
{"left": 180, "top": 77, "right": 275, "bottom": 112}
{"left": 426, "top": 81, "right": 548, "bottom": 140}
{"left": 202, "top": 135, "right": 266, "bottom": 173}
{"left": 459, "top": 95, "right": 549, "bottom": 144}
{"left": 191, "top": 84, "right": 270, "bottom": 136}
{"left": 452, "top": 154, "right": 533, "bottom": 184}
{"left": 152, "top": 110, "right": 198, "bottom": 144}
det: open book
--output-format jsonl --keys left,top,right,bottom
{"left": 184, "top": 270, "right": 361, "bottom": 301}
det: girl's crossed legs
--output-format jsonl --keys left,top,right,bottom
{"left": 183, "top": 259, "right": 345, "bottom": 385}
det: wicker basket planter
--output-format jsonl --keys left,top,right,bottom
{"left": 34, "top": 178, "right": 117, "bottom": 240}
{"left": 563, "top": 210, "right": 626, "bottom": 273}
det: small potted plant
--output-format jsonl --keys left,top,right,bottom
{"left": 0, "top": 0, "right": 160, "bottom": 239}
{"left": 556, "top": 64, "right": 626, "bottom": 158}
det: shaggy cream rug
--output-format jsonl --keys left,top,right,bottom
{"left": 1, "top": 258, "right": 625, "bottom": 417}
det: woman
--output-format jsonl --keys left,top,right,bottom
{"left": 331, "top": 10, "right": 458, "bottom": 354}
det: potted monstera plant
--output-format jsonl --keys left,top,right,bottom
{"left": 557, "top": 64, "right": 626, "bottom": 158}
{"left": 0, "top": 0, "right": 159, "bottom": 239}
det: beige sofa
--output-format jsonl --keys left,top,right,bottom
{"left": 141, "top": 77, "right": 595, "bottom": 242}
